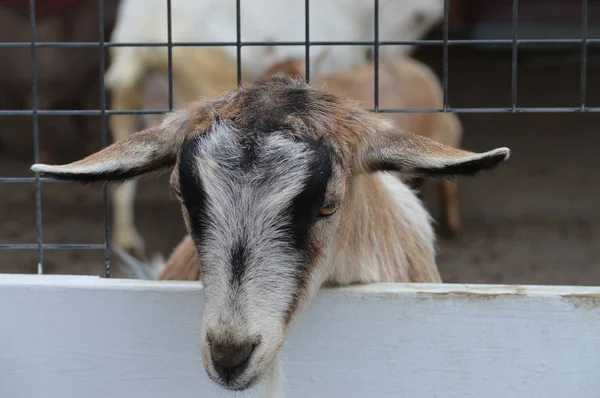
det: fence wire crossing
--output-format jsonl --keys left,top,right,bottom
{"left": 0, "top": 0, "right": 591, "bottom": 277}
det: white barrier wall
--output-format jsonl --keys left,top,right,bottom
{"left": 1, "top": 274, "right": 599, "bottom": 398}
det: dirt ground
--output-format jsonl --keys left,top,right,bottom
{"left": 2, "top": 48, "right": 600, "bottom": 285}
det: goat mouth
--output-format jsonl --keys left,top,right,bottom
{"left": 210, "top": 372, "right": 260, "bottom": 391}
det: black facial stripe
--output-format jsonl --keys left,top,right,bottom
{"left": 230, "top": 240, "right": 247, "bottom": 286}
{"left": 287, "top": 138, "right": 333, "bottom": 253}
{"left": 179, "top": 137, "right": 208, "bottom": 243}
{"left": 239, "top": 133, "right": 259, "bottom": 171}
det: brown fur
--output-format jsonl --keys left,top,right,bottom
{"left": 331, "top": 173, "right": 440, "bottom": 284}
{"left": 157, "top": 235, "right": 199, "bottom": 281}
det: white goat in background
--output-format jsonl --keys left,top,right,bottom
{"left": 34, "top": 76, "right": 510, "bottom": 396}
{"left": 105, "top": 0, "right": 444, "bottom": 255}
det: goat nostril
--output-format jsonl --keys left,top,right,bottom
{"left": 211, "top": 341, "right": 257, "bottom": 384}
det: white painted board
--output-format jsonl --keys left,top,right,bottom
{"left": 1, "top": 274, "right": 599, "bottom": 398}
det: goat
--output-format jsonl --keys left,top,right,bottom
{"left": 264, "top": 56, "right": 464, "bottom": 234}
{"left": 105, "top": 0, "right": 444, "bottom": 256}
{"left": 32, "top": 76, "right": 510, "bottom": 396}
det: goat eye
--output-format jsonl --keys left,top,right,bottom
{"left": 172, "top": 187, "right": 184, "bottom": 202}
{"left": 318, "top": 202, "right": 339, "bottom": 218}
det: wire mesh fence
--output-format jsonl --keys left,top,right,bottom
{"left": 0, "top": 0, "right": 592, "bottom": 277}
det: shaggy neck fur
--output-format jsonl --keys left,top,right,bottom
{"left": 327, "top": 172, "right": 441, "bottom": 285}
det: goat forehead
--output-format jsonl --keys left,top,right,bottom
{"left": 240, "top": 84, "right": 312, "bottom": 132}
{"left": 196, "top": 123, "right": 315, "bottom": 187}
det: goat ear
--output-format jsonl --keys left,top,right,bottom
{"left": 358, "top": 129, "right": 510, "bottom": 178}
{"left": 31, "top": 110, "right": 194, "bottom": 183}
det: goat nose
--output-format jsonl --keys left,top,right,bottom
{"left": 211, "top": 340, "right": 256, "bottom": 383}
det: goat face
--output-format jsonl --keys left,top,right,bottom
{"left": 31, "top": 76, "right": 510, "bottom": 392}
{"left": 173, "top": 122, "right": 345, "bottom": 389}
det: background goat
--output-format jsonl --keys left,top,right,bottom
{"left": 105, "top": 0, "right": 445, "bottom": 256}
{"left": 31, "top": 76, "right": 510, "bottom": 395}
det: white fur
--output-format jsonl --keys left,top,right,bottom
{"left": 107, "top": 0, "right": 444, "bottom": 85}
{"left": 415, "top": 147, "right": 511, "bottom": 171}
{"left": 31, "top": 161, "right": 126, "bottom": 176}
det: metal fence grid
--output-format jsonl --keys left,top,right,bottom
{"left": 0, "top": 0, "right": 592, "bottom": 277}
